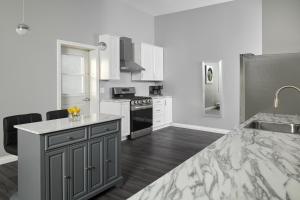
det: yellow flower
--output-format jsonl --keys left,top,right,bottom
{"left": 68, "top": 106, "right": 81, "bottom": 115}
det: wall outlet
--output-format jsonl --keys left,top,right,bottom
{"left": 100, "top": 87, "right": 105, "bottom": 94}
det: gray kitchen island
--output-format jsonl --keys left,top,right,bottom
{"left": 13, "top": 113, "right": 123, "bottom": 200}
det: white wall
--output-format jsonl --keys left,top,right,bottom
{"left": 263, "top": 0, "right": 300, "bottom": 54}
{"left": 155, "top": 0, "right": 262, "bottom": 130}
{"left": 0, "top": 0, "right": 155, "bottom": 157}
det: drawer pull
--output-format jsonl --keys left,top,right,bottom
{"left": 68, "top": 136, "right": 74, "bottom": 140}
{"left": 106, "top": 159, "right": 112, "bottom": 163}
{"left": 86, "top": 166, "right": 96, "bottom": 170}
{"left": 106, "top": 128, "right": 110, "bottom": 131}
{"left": 64, "top": 176, "right": 71, "bottom": 179}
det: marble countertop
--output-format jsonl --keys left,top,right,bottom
{"left": 128, "top": 113, "right": 300, "bottom": 200}
{"left": 14, "top": 113, "right": 121, "bottom": 134}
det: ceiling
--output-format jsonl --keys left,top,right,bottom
{"left": 120, "top": 0, "right": 234, "bottom": 16}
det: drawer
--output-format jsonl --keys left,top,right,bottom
{"left": 153, "top": 114, "right": 165, "bottom": 127}
{"left": 45, "top": 127, "right": 87, "bottom": 150}
{"left": 153, "top": 104, "right": 164, "bottom": 115}
{"left": 90, "top": 121, "right": 119, "bottom": 138}
{"left": 153, "top": 99, "right": 165, "bottom": 105}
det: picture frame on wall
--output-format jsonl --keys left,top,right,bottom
{"left": 205, "top": 65, "right": 213, "bottom": 84}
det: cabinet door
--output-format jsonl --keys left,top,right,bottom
{"left": 154, "top": 46, "right": 164, "bottom": 81}
{"left": 104, "top": 133, "right": 118, "bottom": 183}
{"left": 45, "top": 148, "right": 68, "bottom": 200}
{"left": 69, "top": 142, "right": 88, "bottom": 200}
{"left": 100, "top": 35, "right": 120, "bottom": 80}
{"left": 165, "top": 97, "right": 173, "bottom": 124}
{"left": 88, "top": 138, "right": 104, "bottom": 192}
{"left": 121, "top": 102, "right": 130, "bottom": 138}
{"left": 141, "top": 43, "right": 154, "bottom": 80}
{"left": 110, "top": 36, "right": 120, "bottom": 80}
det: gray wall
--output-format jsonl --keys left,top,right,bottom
{"left": 155, "top": 0, "right": 262, "bottom": 130}
{"left": 263, "top": 0, "right": 300, "bottom": 54}
{"left": 0, "top": 0, "right": 154, "bottom": 157}
{"left": 243, "top": 53, "right": 300, "bottom": 119}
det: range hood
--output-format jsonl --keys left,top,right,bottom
{"left": 120, "top": 37, "right": 145, "bottom": 72}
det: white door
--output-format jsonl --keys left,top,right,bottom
{"left": 61, "top": 47, "right": 90, "bottom": 115}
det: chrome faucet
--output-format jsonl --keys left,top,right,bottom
{"left": 274, "top": 85, "right": 300, "bottom": 109}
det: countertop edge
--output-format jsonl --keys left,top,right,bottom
{"left": 14, "top": 113, "right": 122, "bottom": 135}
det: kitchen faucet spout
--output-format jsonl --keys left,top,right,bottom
{"left": 274, "top": 85, "right": 300, "bottom": 109}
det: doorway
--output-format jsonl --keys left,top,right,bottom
{"left": 61, "top": 47, "right": 90, "bottom": 114}
{"left": 57, "top": 40, "right": 100, "bottom": 115}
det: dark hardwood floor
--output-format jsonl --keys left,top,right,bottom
{"left": 0, "top": 127, "right": 223, "bottom": 200}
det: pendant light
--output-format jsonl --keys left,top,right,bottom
{"left": 16, "top": 0, "right": 30, "bottom": 35}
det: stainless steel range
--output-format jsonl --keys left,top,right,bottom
{"left": 112, "top": 87, "right": 153, "bottom": 139}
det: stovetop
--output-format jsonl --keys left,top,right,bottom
{"left": 112, "top": 96, "right": 152, "bottom": 106}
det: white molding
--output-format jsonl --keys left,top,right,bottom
{"left": 0, "top": 155, "right": 18, "bottom": 165}
{"left": 153, "top": 123, "right": 172, "bottom": 131}
{"left": 172, "top": 123, "right": 230, "bottom": 134}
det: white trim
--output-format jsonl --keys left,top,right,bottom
{"left": 0, "top": 155, "right": 18, "bottom": 165}
{"left": 56, "top": 40, "right": 99, "bottom": 110}
{"left": 153, "top": 123, "right": 171, "bottom": 131}
{"left": 172, "top": 123, "right": 230, "bottom": 134}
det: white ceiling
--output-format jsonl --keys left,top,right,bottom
{"left": 120, "top": 0, "right": 234, "bottom": 16}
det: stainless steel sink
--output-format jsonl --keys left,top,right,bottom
{"left": 244, "top": 121, "right": 300, "bottom": 134}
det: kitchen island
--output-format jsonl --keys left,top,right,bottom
{"left": 128, "top": 113, "right": 300, "bottom": 200}
{"left": 13, "top": 113, "right": 123, "bottom": 200}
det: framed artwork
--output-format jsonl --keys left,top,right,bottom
{"left": 205, "top": 65, "right": 213, "bottom": 84}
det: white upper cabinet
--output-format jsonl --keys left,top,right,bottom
{"left": 132, "top": 43, "right": 164, "bottom": 81}
{"left": 99, "top": 34, "right": 120, "bottom": 80}
{"left": 154, "top": 46, "right": 164, "bottom": 81}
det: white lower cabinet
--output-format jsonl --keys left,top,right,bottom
{"left": 153, "top": 97, "right": 173, "bottom": 130}
{"left": 100, "top": 101, "right": 130, "bottom": 140}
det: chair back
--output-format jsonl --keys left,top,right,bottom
{"left": 3, "top": 113, "right": 42, "bottom": 155}
{"left": 46, "top": 109, "right": 69, "bottom": 120}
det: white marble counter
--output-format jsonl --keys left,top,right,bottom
{"left": 14, "top": 113, "right": 121, "bottom": 134}
{"left": 128, "top": 113, "right": 300, "bottom": 200}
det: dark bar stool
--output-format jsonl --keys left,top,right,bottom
{"left": 46, "top": 109, "right": 69, "bottom": 120}
{"left": 3, "top": 113, "right": 42, "bottom": 156}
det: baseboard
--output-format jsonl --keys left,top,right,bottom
{"left": 0, "top": 155, "right": 18, "bottom": 165}
{"left": 172, "top": 123, "right": 230, "bottom": 134}
{"left": 153, "top": 123, "right": 171, "bottom": 131}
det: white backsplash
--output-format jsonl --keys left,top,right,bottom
{"left": 100, "top": 72, "right": 161, "bottom": 99}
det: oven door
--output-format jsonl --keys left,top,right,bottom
{"left": 130, "top": 105, "right": 153, "bottom": 134}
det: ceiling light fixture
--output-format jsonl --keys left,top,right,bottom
{"left": 16, "top": 0, "right": 30, "bottom": 35}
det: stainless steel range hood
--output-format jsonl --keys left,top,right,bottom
{"left": 120, "top": 37, "right": 145, "bottom": 72}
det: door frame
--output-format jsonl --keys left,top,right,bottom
{"left": 57, "top": 40, "right": 100, "bottom": 113}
